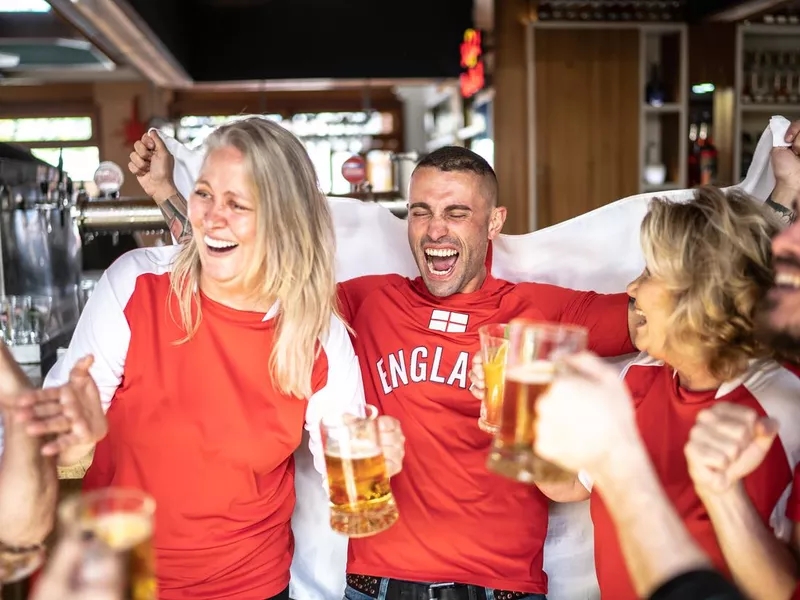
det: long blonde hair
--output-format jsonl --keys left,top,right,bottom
{"left": 169, "top": 117, "right": 338, "bottom": 398}
{"left": 641, "top": 186, "right": 782, "bottom": 380}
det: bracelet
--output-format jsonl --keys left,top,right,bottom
{"left": 766, "top": 196, "right": 796, "bottom": 224}
{"left": 0, "top": 541, "right": 45, "bottom": 555}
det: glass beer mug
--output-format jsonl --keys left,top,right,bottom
{"left": 477, "top": 323, "right": 509, "bottom": 435}
{"left": 321, "top": 405, "right": 399, "bottom": 537}
{"left": 486, "top": 319, "right": 587, "bottom": 484}
{"left": 59, "top": 488, "right": 157, "bottom": 600}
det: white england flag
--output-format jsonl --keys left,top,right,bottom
{"left": 157, "top": 116, "right": 790, "bottom": 600}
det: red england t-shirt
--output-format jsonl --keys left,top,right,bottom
{"left": 338, "top": 271, "right": 633, "bottom": 593}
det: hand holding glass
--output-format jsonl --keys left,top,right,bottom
{"left": 321, "top": 405, "right": 399, "bottom": 537}
{"left": 486, "top": 320, "right": 588, "bottom": 484}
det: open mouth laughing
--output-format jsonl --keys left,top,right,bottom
{"left": 424, "top": 247, "right": 460, "bottom": 277}
{"left": 204, "top": 234, "right": 239, "bottom": 255}
{"left": 775, "top": 271, "right": 800, "bottom": 290}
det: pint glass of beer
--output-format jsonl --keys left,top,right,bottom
{"left": 478, "top": 323, "right": 509, "bottom": 435}
{"left": 486, "top": 320, "right": 587, "bottom": 483}
{"left": 59, "top": 488, "right": 156, "bottom": 600}
{"left": 321, "top": 405, "right": 399, "bottom": 537}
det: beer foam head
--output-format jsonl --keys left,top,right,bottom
{"left": 90, "top": 512, "right": 152, "bottom": 550}
{"left": 506, "top": 360, "right": 555, "bottom": 384}
{"left": 325, "top": 438, "right": 382, "bottom": 460}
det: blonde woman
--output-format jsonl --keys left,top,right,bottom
{"left": 27, "top": 118, "right": 378, "bottom": 600}
{"left": 468, "top": 187, "right": 800, "bottom": 599}
{"left": 586, "top": 187, "right": 800, "bottom": 599}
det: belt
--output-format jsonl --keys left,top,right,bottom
{"left": 346, "top": 574, "right": 532, "bottom": 600}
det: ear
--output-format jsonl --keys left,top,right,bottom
{"left": 488, "top": 206, "right": 507, "bottom": 240}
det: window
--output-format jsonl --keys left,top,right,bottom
{"left": 174, "top": 111, "right": 397, "bottom": 195}
{"left": 0, "top": 116, "right": 100, "bottom": 186}
{"left": 30, "top": 147, "right": 101, "bottom": 183}
{"left": 0, "top": 117, "right": 92, "bottom": 143}
{"left": 0, "top": 0, "right": 51, "bottom": 12}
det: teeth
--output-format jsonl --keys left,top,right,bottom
{"left": 204, "top": 235, "right": 238, "bottom": 249}
{"left": 776, "top": 272, "right": 800, "bottom": 289}
{"left": 425, "top": 248, "right": 458, "bottom": 257}
{"left": 426, "top": 259, "right": 453, "bottom": 276}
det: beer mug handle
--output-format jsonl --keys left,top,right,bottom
{"left": 377, "top": 415, "right": 404, "bottom": 478}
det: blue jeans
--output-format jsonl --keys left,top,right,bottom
{"left": 344, "top": 581, "right": 546, "bottom": 600}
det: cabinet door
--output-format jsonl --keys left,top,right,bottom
{"left": 534, "top": 28, "right": 640, "bottom": 228}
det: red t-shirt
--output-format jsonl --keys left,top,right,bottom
{"left": 44, "top": 247, "right": 364, "bottom": 600}
{"left": 591, "top": 354, "right": 800, "bottom": 600}
{"left": 338, "top": 272, "right": 633, "bottom": 593}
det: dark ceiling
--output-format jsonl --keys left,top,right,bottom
{"left": 125, "top": 0, "right": 474, "bottom": 82}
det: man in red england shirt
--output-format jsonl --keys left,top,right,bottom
{"left": 128, "top": 136, "right": 637, "bottom": 600}
{"left": 337, "top": 146, "right": 637, "bottom": 600}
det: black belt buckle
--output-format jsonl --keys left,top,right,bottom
{"left": 428, "top": 582, "right": 458, "bottom": 600}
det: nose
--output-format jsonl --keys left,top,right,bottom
{"left": 202, "top": 200, "right": 228, "bottom": 229}
{"left": 427, "top": 214, "right": 449, "bottom": 241}
{"left": 626, "top": 274, "right": 642, "bottom": 298}
{"left": 772, "top": 219, "right": 800, "bottom": 261}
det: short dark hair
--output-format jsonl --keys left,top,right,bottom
{"left": 413, "top": 146, "right": 498, "bottom": 205}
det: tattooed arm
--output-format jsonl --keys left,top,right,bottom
{"left": 128, "top": 131, "right": 190, "bottom": 241}
{"left": 156, "top": 193, "right": 191, "bottom": 242}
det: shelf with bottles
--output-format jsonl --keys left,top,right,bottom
{"left": 643, "top": 29, "right": 682, "bottom": 107}
{"left": 741, "top": 50, "right": 800, "bottom": 107}
{"left": 733, "top": 23, "right": 800, "bottom": 182}
{"left": 534, "top": 1, "right": 686, "bottom": 23}
{"left": 639, "top": 24, "right": 687, "bottom": 194}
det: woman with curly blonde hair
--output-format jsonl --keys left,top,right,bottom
{"left": 587, "top": 186, "right": 800, "bottom": 600}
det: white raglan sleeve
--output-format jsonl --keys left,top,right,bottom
{"left": 44, "top": 264, "right": 131, "bottom": 402}
{"left": 289, "top": 315, "right": 366, "bottom": 600}
{"left": 0, "top": 258, "right": 134, "bottom": 458}
{"left": 303, "top": 315, "right": 367, "bottom": 482}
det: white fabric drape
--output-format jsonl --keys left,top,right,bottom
{"left": 157, "top": 117, "right": 788, "bottom": 600}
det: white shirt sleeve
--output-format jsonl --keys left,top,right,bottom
{"left": 0, "top": 254, "right": 137, "bottom": 458}
{"left": 290, "top": 315, "right": 366, "bottom": 600}
{"left": 44, "top": 266, "right": 131, "bottom": 405}
{"left": 303, "top": 315, "right": 367, "bottom": 484}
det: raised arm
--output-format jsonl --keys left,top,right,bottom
{"left": 128, "top": 131, "right": 191, "bottom": 242}
{"left": 768, "top": 120, "right": 800, "bottom": 223}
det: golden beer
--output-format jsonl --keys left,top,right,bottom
{"left": 481, "top": 354, "right": 507, "bottom": 433}
{"left": 59, "top": 489, "right": 156, "bottom": 600}
{"left": 487, "top": 361, "right": 555, "bottom": 482}
{"left": 322, "top": 405, "right": 399, "bottom": 537}
{"left": 90, "top": 512, "right": 156, "bottom": 600}
{"left": 486, "top": 320, "right": 587, "bottom": 484}
{"left": 478, "top": 323, "right": 509, "bottom": 435}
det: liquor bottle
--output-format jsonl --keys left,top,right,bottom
{"left": 645, "top": 64, "right": 666, "bottom": 107}
{"left": 699, "top": 124, "right": 718, "bottom": 185}
{"left": 688, "top": 123, "right": 700, "bottom": 187}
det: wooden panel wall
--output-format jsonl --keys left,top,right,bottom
{"left": 534, "top": 28, "right": 640, "bottom": 229}
{"left": 493, "top": 0, "right": 531, "bottom": 234}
